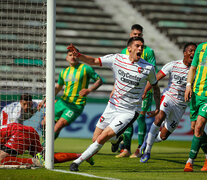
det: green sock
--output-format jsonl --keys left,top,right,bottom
{"left": 201, "top": 132, "right": 207, "bottom": 154}
{"left": 189, "top": 135, "right": 202, "bottom": 159}
{"left": 137, "top": 114, "right": 146, "bottom": 146}
{"left": 123, "top": 125, "right": 133, "bottom": 151}
{"left": 54, "top": 131, "right": 60, "bottom": 140}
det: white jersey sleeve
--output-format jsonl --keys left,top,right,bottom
{"left": 99, "top": 54, "right": 117, "bottom": 69}
{"left": 147, "top": 65, "right": 157, "bottom": 85}
{"left": 160, "top": 61, "right": 174, "bottom": 76}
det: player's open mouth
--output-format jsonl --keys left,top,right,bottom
{"left": 137, "top": 52, "right": 141, "bottom": 56}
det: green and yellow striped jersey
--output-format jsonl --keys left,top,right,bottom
{"left": 192, "top": 42, "right": 207, "bottom": 97}
{"left": 121, "top": 45, "right": 156, "bottom": 67}
{"left": 58, "top": 63, "right": 101, "bottom": 105}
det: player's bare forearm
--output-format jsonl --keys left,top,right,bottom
{"left": 187, "top": 66, "right": 197, "bottom": 84}
{"left": 110, "top": 85, "right": 115, "bottom": 98}
{"left": 143, "top": 71, "right": 165, "bottom": 99}
{"left": 79, "top": 54, "right": 100, "bottom": 66}
{"left": 67, "top": 43, "right": 100, "bottom": 66}
{"left": 185, "top": 66, "right": 196, "bottom": 101}
{"left": 152, "top": 83, "right": 160, "bottom": 111}
{"left": 142, "top": 82, "right": 151, "bottom": 99}
{"left": 79, "top": 78, "right": 103, "bottom": 96}
{"left": 88, "top": 78, "right": 103, "bottom": 92}
{"left": 146, "top": 84, "right": 160, "bottom": 117}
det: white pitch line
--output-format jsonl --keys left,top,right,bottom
{"left": 50, "top": 169, "right": 120, "bottom": 180}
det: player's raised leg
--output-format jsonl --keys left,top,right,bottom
{"left": 70, "top": 126, "right": 114, "bottom": 171}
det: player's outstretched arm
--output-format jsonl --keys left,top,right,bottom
{"left": 185, "top": 66, "right": 196, "bottom": 102}
{"left": 147, "top": 83, "right": 160, "bottom": 118}
{"left": 142, "top": 71, "right": 165, "bottom": 99}
{"left": 67, "top": 44, "right": 100, "bottom": 66}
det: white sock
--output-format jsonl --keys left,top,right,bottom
{"left": 187, "top": 158, "right": 194, "bottom": 164}
{"left": 155, "top": 131, "right": 163, "bottom": 143}
{"left": 145, "top": 123, "right": 160, "bottom": 153}
{"left": 73, "top": 141, "right": 103, "bottom": 165}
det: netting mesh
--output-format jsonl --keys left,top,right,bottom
{"left": 0, "top": 0, "right": 46, "bottom": 168}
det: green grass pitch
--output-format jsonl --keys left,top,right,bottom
{"left": 0, "top": 138, "right": 206, "bottom": 180}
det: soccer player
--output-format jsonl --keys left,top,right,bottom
{"left": 68, "top": 36, "right": 161, "bottom": 171}
{"left": 0, "top": 94, "right": 38, "bottom": 125}
{"left": 38, "top": 46, "right": 103, "bottom": 140}
{"left": 0, "top": 123, "right": 94, "bottom": 167}
{"left": 114, "top": 24, "right": 157, "bottom": 158}
{"left": 184, "top": 42, "right": 207, "bottom": 172}
{"left": 140, "top": 43, "right": 197, "bottom": 163}
{"left": 0, "top": 123, "right": 43, "bottom": 167}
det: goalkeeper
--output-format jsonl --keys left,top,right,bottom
{"left": 0, "top": 123, "right": 94, "bottom": 167}
{"left": 0, "top": 123, "right": 43, "bottom": 167}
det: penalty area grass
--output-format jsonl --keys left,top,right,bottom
{"left": 0, "top": 138, "right": 206, "bottom": 180}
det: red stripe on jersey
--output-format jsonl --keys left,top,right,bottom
{"left": 116, "top": 78, "right": 130, "bottom": 89}
{"left": 167, "top": 91, "right": 179, "bottom": 100}
{"left": 169, "top": 86, "right": 184, "bottom": 92}
{"left": 160, "top": 95, "right": 165, "bottom": 105}
{"left": 98, "top": 58, "right": 102, "bottom": 66}
{"left": 112, "top": 94, "right": 120, "bottom": 102}
{"left": 171, "top": 70, "right": 188, "bottom": 74}
{"left": 115, "top": 88, "right": 123, "bottom": 96}
{"left": 114, "top": 98, "right": 119, "bottom": 103}
{"left": 109, "top": 100, "right": 119, "bottom": 107}
{"left": 160, "top": 70, "right": 166, "bottom": 76}
{"left": 116, "top": 83, "right": 127, "bottom": 93}
{"left": 169, "top": 86, "right": 179, "bottom": 91}
{"left": 2, "top": 111, "right": 8, "bottom": 125}
{"left": 99, "top": 116, "right": 104, "bottom": 122}
{"left": 114, "top": 63, "right": 134, "bottom": 72}
{"left": 171, "top": 83, "right": 181, "bottom": 87}
{"left": 115, "top": 58, "right": 133, "bottom": 65}
{"left": 117, "top": 54, "right": 128, "bottom": 60}
{"left": 173, "top": 66, "right": 188, "bottom": 69}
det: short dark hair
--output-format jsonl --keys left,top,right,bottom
{"left": 183, "top": 42, "right": 197, "bottom": 53}
{"left": 67, "top": 47, "right": 79, "bottom": 54}
{"left": 20, "top": 93, "right": 32, "bottom": 101}
{"left": 131, "top": 24, "right": 143, "bottom": 32}
{"left": 127, "top": 37, "right": 144, "bottom": 47}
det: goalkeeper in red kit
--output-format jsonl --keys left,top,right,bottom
{"left": 0, "top": 123, "right": 43, "bottom": 167}
{"left": 0, "top": 123, "right": 94, "bottom": 167}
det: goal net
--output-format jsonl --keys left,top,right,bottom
{"left": 0, "top": 0, "right": 47, "bottom": 168}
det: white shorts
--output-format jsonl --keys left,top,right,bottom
{"left": 160, "top": 95, "right": 186, "bottom": 133}
{"left": 96, "top": 102, "right": 138, "bottom": 136}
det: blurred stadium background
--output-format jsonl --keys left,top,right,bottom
{"left": 0, "top": 0, "right": 207, "bottom": 139}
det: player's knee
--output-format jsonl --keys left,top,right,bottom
{"left": 160, "top": 134, "right": 168, "bottom": 141}
{"left": 154, "top": 118, "right": 163, "bottom": 126}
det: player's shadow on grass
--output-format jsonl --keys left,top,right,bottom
{"left": 97, "top": 153, "right": 118, "bottom": 156}
{"left": 154, "top": 157, "right": 203, "bottom": 169}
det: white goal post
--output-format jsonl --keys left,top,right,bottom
{"left": 45, "top": 0, "right": 55, "bottom": 169}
